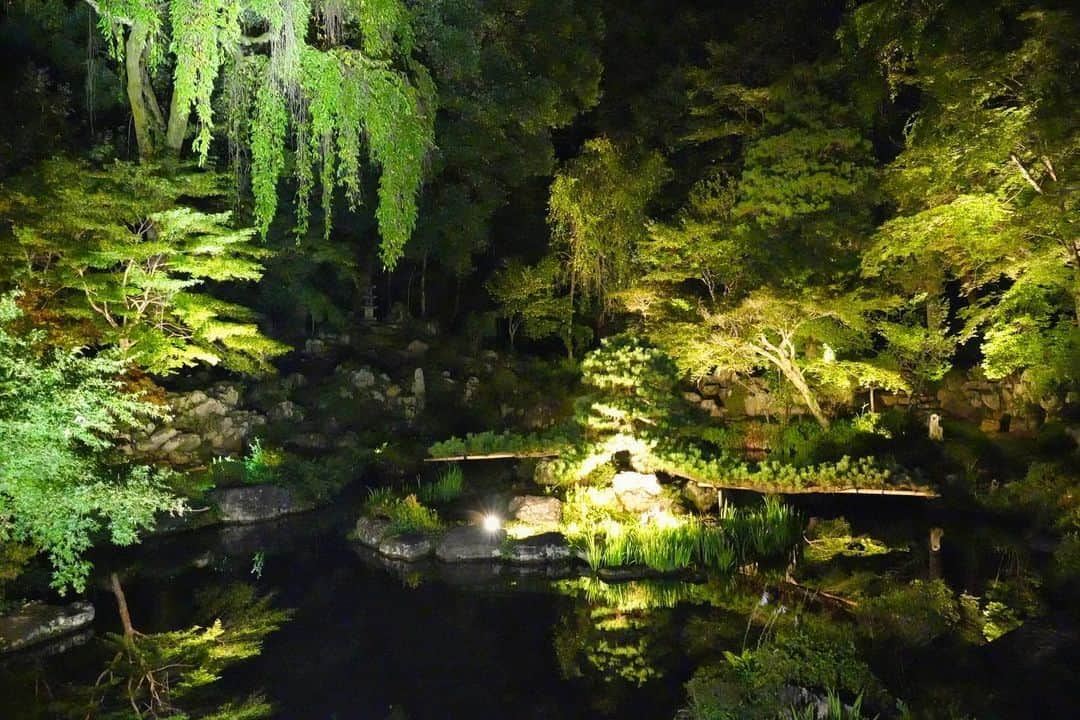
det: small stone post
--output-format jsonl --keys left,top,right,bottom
{"left": 928, "top": 413, "right": 943, "bottom": 441}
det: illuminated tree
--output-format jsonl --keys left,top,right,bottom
{"left": 0, "top": 294, "right": 182, "bottom": 593}
{"left": 487, "top": 256, "right": 571, "bottom": 351}
{"left": 0, "top": 158, "right": 288, "bottom": 375}
{"left": 549, "top": 139, "right": 670, "bottom": 313}
{"left": 849, "top": 2, "right": 1079, "bottom": 400}
{"left": 83, "top": 0, "right": 435, "bottom": 266}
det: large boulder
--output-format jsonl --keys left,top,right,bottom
{"left": 683, "top": 481, "right": 720, "bottom": 513}
{"left": 612, "top": 471, "right": 675, "bottom": 514}
{"left": 435, "top": 526, "right": 506, "bottom": 562}
{"left": 504, "top": 533, "right": 573, "bottom": 564}
{"left": 507, "top": 495, "right": 563, "bottom": 526}
{"left": 0, "top": 602, "right": 95, "bottom": 653}
{"left": 353, "top": 516, "right": 393, "bottom": 547}
{"left": 378, "top": 532, "right": 436, "bottom": 561}
{"left": 209, "top": 485, "right": 313, "bottom": 524}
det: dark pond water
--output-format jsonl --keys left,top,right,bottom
{"left": 2, "top": 487, "right": 1079, "bottom": 719}
{"left": 0, "top": 507, "right": 693, "bottom": 720}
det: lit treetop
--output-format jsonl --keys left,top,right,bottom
{"left": 85, "top": 0, "right": 436, "bottom": 267}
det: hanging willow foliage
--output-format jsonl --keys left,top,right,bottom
{"left": 87, "top": 0, "right": 435, "bottom": 268}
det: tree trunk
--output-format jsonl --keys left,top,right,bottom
{"left": 164, "top": 89, "right": 189, "bottom": 154}
{"left": 781, "top": 362, "right": 830, "bottom": 428}
{"left": 419, "top": 254, "right": 427, "bottom": 318}
{"left": 124, "top": 21, "right": 160, "bottom": 158}
{"left": 109, "top": 572, "right": 136, "bottom": 638}
{"left": 566, "top": 274, "right": 576, "bottom": 359}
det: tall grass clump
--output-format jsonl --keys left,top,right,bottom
{"left": 721, "top": 496, "right": 801, "bottom": 562}
{"left": 572, "top": 516, "right": 738, "bottom": 574}
{"left": 418, "top": 464, "right": 465, "bottom": 504}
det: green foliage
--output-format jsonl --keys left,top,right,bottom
{"left": 366, "top": 491, "right": 442, "bottom": 534}
{"left": 0, "top": 158, "right": 287, "bottom": 374}
{"left": 687, "top": 615, "right": 884, "bottom": 720}
{"left": 428, "top": 427, "right": 578, "bottom": 459}
{"left": 784, "top": 690, "right": 874, "bottom": 720}
{"left": 849, "top": 3, "right": 1079, "bottom": 401}
{"left": 578, "top": 335, "right": 687, "bottom": 437}
{"left": 241, "top": 439, "right": 283, "bottom": 486}
{"left": 410, "top": 0, "right": 603, "bottom": 279}
{"left": 89, "top": 0, "right": 436, "bottom": 267}
{"left": 487, "top": 256, "right": 572, "bottom": 350}
{"left": 549, "top": 137, "right": 671, "bottom": 310}
{"left": 69, "top": 584, "right": 290, "bottom": 719}
{"left": 0, "top": 294, "right": 183, "bottom": 593}
{"left": 417, "top": 464, "right": 465, "bottom": 504}
{"left": 856, "top": 580, "right": 959, "bottom": 647}
{"left": 562, "top": 490, "right": 798, "bottom": 574}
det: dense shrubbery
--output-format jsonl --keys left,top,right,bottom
{"left": 427, "top": 428, "right": 578, "bottom": 458}
{"left": 686, "top": 615, "right": 885, "bottom": 720}
{"left": 208, "top": 441, "right": 371, "bottom": 503}
{"left": 0, "top": 294, "right": 183, "bottom": 593}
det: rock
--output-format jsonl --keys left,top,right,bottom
{"left": 412, "top": 368, "right": 425, "bottom": 410}
{"left": 507, "top": 496, "right": 563, "bottom": 525}
{"left": 351, "top": 368, "right": 376, "bottom": 388}
{"left": 435, "top": 526, "right": 506, "bottom": 562}
{"left": 147, "top": 427, "right": 178, "bottom": 449}
{"left": 700, "top": 399, "right": 723, "bottom": 417}
{"left": 980, "top": 418, "right": 1000, "bottom": 433}
{"left": 288, "top": 433, "right": 329, "bottom": 451}
{"left": 354, "top": 516, "right": 393, "bottom": 547}
{"left": 1, "top": 602, "right": 95, "bottom": 653}
{"left": 744, "top": 391, "right": 774, "bottom": 417}
{"left": 504, "top": 533, "right": 573, "bottom": 564}
{"left": 214, "top": 383, "right": 241, "bottom": 407}
{"left": 683, "top": 391, "right": 703, "bottom": 403}
{"left": 402, "top": 396, "right": 419, "bottom": 421}
{"left": 192, "top": 397, "right": 228, "bottom": 419}
{"left": 160, "top": 432, "right": 202, "bottom": 454}
{"left": 464, "top": 376, "right": 480, "bottom": 404}
{"left": 209, "top": 485, "right": 313, "bottom": 524}
{"left": 283, "top": 372, "right": 308, "bottom": 390}
{"left": 612, "top": 471, "right": 675, "bottom": 514}
{"left": 683, "top": 481, "right": 719, "bottom": 513}
{"left": 304, "top": 338, "right": 328, "bottom": 355}
{"left": 268, "top": 400, "right": 303, "bottom": 422}
{"left": 405, "top": 339, "right": 429, "bottom": 356}
{"left": 378, "top": 532, "right": 436, "bottom": 561}
{"left": 700, "top": 383, "right": 721, "bottom": 398}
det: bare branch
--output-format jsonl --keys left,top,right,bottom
{"left": 1010, "top": 153, "right": 1043, "bottom": 194}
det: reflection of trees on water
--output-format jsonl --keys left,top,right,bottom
{"left": 5, "top": 581, "right": 291, "bottom": 720}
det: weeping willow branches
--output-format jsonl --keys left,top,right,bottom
{"left": 86, "top": 0, "right": 436, "bottom": 268}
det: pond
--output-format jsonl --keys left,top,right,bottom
{"left": 1, "top": 489, "right": 1077, "bottom": 719}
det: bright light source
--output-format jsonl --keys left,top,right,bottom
{"left": 482, "top": 514, "right": 502, "bottom": 533}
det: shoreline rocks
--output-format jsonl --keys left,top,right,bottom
{"left": 0, "top": 602, "right": 95, "bottom": 654}
{"left": 209, "top": 485, "right": 315, "bottom": 524}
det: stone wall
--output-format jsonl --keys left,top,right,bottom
{"left": 124, "top": 382, "right": 266, "bottom": 466}
{"left": 683, "top": 367, "right": 1063, "bottom": 435}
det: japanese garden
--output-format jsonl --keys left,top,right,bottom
{"left": 0, "top": 0, "right": 1077, "bottom": 718}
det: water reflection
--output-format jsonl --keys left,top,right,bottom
{"left": 1, "top": 506, "right": 1076, "bottom": 719}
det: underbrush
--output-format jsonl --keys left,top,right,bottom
{"left": 366, "top": 490, "right": 442, "bottom": 534}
